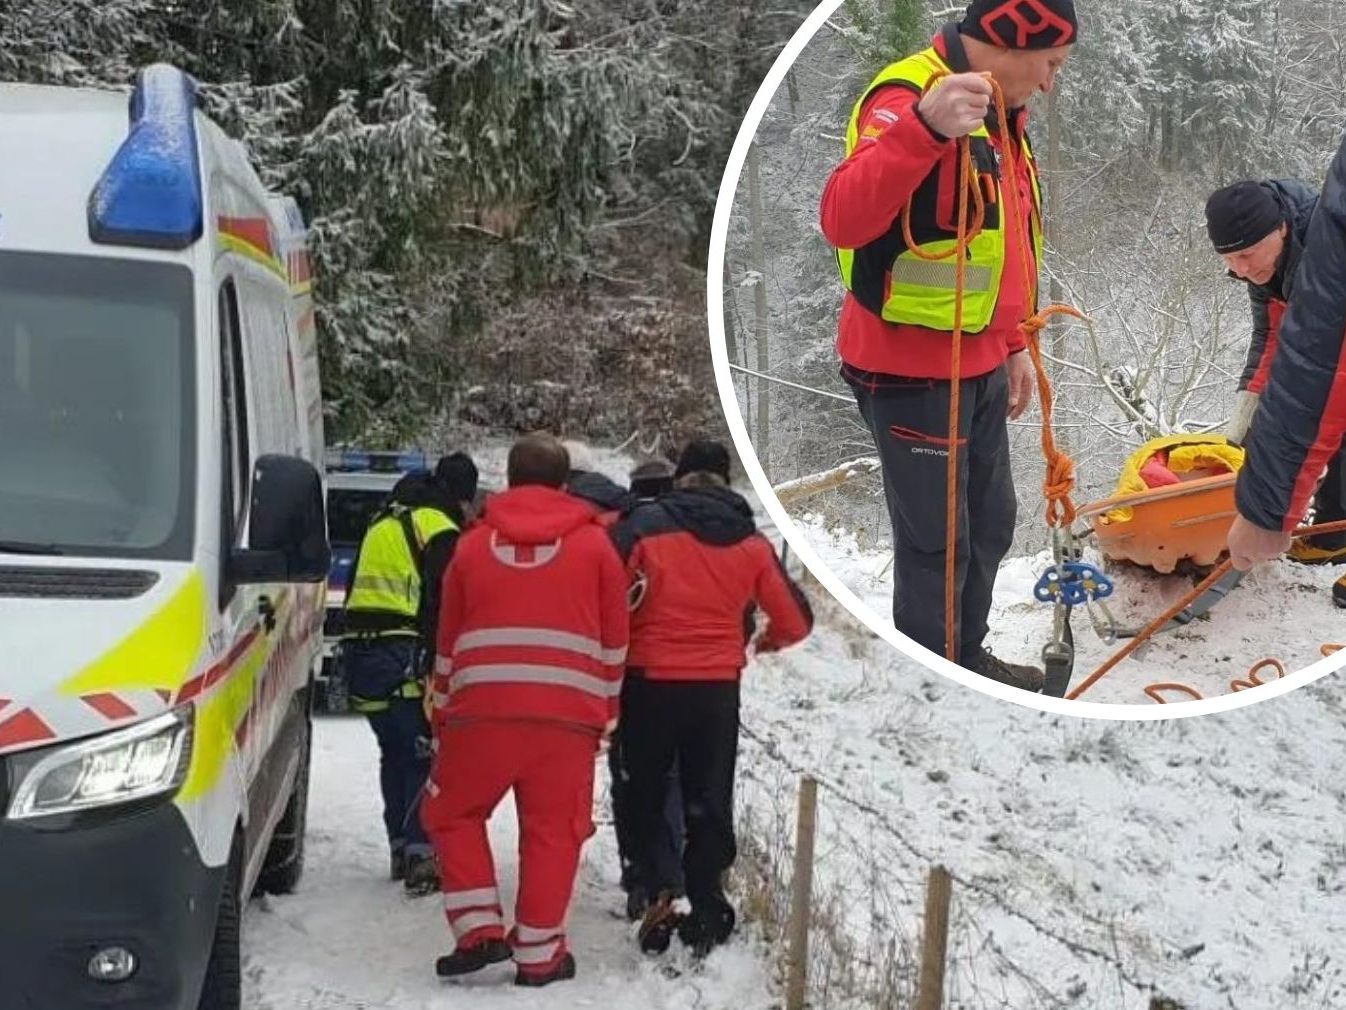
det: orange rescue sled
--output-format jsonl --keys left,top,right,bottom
{"left": 1078, "top": 435, "right": 1243, "bottom": 574}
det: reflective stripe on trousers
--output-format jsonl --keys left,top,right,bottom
{"left": 512, "top": 922, "right": 564, "bottom": 965}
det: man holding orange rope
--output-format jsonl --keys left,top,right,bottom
{"left": 819, "top": 0, "right": 1075, "bottom": 690}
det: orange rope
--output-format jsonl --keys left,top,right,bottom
{"left": 899, "top": 71, "right": 984, "bottom": 663}
{"left": 906, "top": 74, "right": 1085, "bottom": 661}
{"left": 1069, "top": 518, "right": 1346, "bottom": 702}
{"left": 987, "top": 79, "right": 1086, "bottom": 529}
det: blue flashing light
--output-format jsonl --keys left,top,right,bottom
{"left": 341, "top": 451, "right": 372, "bottom": 472}
{"left": 88, "top": 64, "right": 204, "bottom": 251}
{"left": 324, "top": 448, "right": 429, "bottom": 474}
{"left": 396, "top": 451, "right": 429, "bottom": 473}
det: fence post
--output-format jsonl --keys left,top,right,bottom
{"left": 784, "top": 775, "right": 818, "bottom": 1010}
{"left": 915, "top": 865, "right": 953, "bottom": 1010}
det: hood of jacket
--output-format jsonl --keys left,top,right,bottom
{"left": 1258, "top": 178, "right": 1318, "bottom": 301}
{"left": 655, "top": 486, "right": 757, "bottom": 546}
{"left": 481, "top": 484, "right": 599, "bottom": 544}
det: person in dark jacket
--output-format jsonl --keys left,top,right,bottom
{"left": 1206, "top": 179, "right": 1346, "bottom": 563}
{"left": 610, "top": 439, "right": 813, "bottom": 957}
{"left": 563, "top": 440, "right": 632, "bottom": 524}
{"left": 629, "top": 458, "right": 676, "bottom": 501}
{"left": 819, "top": 0, "right": 1076, "bottom": 691}
{"left": 418, "top": 451, "right": 480, "bottom": 647}
{"left": 1228, "top": 133, "right": 1346, "bottom": 602}
{"left": 608, "top": 453, "right": 682, "bottom": 921}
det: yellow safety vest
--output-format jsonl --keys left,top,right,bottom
{"left": 344, "top": 505, "right": 456, "bottom": 630}
{"left": 834, "top": 46, "right": 1044, "bottom": 333}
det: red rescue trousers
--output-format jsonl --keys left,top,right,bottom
{"left": 421, "top": 721, "right": 598, "bottom": 975}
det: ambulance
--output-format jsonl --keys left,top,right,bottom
{"left": 0, "top": 65, "right": 328, "bottom": 1009}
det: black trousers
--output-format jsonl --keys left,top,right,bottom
{"left": 1309, "top": 448, "right": 1346, "bottom": 548}
{"left": 847, "top": 366, "right": 1017, "bottom": 663}
{"left": 609, "top": 705, "right": 684, "bottom": 893}
{"left": 343, "top": 637, "right": 432, "bottom": 856}
{"left": 621, "top": 677, "right": 739, "bottom": 911}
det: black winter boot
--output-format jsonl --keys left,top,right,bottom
{"left": 435, "top": 939, "right": 511, "bottom": 978}
{"left": 403, "top": 853, "right": 440, "bottom": 897}
{"left": 678, "top": 895, "right": 736, "bottom": 958}
{"left": 514, "top": 953, "right": 577, "bottom": 988}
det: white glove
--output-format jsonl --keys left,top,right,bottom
{"left": 1225, "top": 389, "right": 1260, "bottom": 445}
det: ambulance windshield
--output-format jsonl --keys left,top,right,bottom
{"left": 0, "top": 251, "right": 195, "bottom": 561}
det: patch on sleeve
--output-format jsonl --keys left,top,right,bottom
{"left": 859, "top": 108, "right": 901, "bottom": 143}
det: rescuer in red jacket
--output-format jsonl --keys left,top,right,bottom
{"left": 422, "top": 433, "right": 629, "bottom": 988}
{"left": 819, "top": 0, "right": 1076, "bottom": 690}
{"left": 610, "top": 439, "right": 813, "bottom": 957}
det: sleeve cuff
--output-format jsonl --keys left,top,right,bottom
{"left": 913, "top": 104, "right": 951, "bottom": 144}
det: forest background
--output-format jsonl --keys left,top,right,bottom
{"left": 4, "top": 0, "right": 829, "bottom": 454}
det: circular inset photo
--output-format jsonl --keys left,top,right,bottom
{"left": 706, "top": 0, "right": 1346, "bottom": 714}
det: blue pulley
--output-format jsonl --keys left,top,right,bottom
{"left": 1033, "top": 561, "right": 1114, "bottom": 606}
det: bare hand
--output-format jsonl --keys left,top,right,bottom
{"left": 1227, "top": 514, "right": 1292, "bottom": 571}
{"left": 1006, "top": 350, "right": 1035, "bottom": 420}
{"left": 917, "top": 72, "right": 993, "bottom": 139}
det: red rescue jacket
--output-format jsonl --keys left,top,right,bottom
{"left": 820, "top": 26, "right": 1036, "bottom": 381}
{"left": 610, "top": 484, "right": 813, "bottom": 681}
{"left": 433, "top": 484, "right": 629, "bottom": 731}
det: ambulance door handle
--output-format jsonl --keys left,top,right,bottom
{"left": 258, "top": 594, "right": 278, "bottom": 634}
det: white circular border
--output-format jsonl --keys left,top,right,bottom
{"left": 705, "top": 0, "right": 1346, "bottom": 720}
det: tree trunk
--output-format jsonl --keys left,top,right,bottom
{"left": 748, "top": 142, "right": 771, "bottom": 478}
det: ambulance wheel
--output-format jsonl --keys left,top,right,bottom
{"left": 256, "top": 716, "right": 311, "bottom": 896}
{"left": 198, "top": 843, "right": 242, "bottom": 1010}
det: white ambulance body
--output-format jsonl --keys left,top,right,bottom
{"left": 0, "top": 64, "right": 327, "bottom": 1009}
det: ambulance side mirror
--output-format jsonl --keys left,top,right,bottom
{"left": 230, "top": 455, "right": 331, "bottom": 585}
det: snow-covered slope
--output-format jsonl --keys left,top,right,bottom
{"left": 739, "top": 610, "right": 1346, "bottom": 1009}
{"left": 795, "top": 514, "right": 1345, "bottom": 706}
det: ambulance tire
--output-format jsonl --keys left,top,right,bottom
{"left": 198, "top": 841, "right": 243, "bottom": 1010}
{"left": 256, "top": 714, "right": 312, "bottom": 896}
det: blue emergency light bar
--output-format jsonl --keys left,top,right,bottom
{"left": 325, "top": 449, "right": 429, "bottom": 474}
{"left": 88, "top": 64, "right": 204, "bottom": 251}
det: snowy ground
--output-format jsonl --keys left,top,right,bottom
{"left": 244, "top": 624, "right": 1346, "bottom": 1010}
{"left": 241, "top": 444, "right": 781, "bottom": 1008}
{"left": 792, "top": 514, "right": 1345, "bottom": 706}
{"left": 240, "top": 442, "right": 1346, "bottom": 1009}
{"left": 243, "top": 718, "right": 775, "bottom": 1009}
{"left": 738, "top": 611, "right": 1346, "bottom": 1010}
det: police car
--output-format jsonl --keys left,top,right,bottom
{"left": 318, "top": 449, "right": 429, "bottom": 710}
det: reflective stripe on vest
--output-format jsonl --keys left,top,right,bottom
{"left": 834, "top": 46, "right": 1043, "bottom": 333}
{"left": 349, "top": 677, "right": 424, "bottom": 714}
{"left": 447, "top": 663, "right": 622, "bottom": 699}
{"left": 345, "top": 506, "right": 457, "bottom": 620}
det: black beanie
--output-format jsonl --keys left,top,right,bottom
{"left": 959, "top": 0, "right": 1077, "bottom": 49}
{"left": 1205, "top": 182, "right": 1283, "bottom": 254}
{"left": 434, "top": 451, "right": 479, "bottom": 503}
{"left": 674, "top": 439, "right": 731, "bottom": 483}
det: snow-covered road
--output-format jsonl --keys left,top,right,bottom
{"left": 242, "top": 718, "right": 775, "bottom": 1010}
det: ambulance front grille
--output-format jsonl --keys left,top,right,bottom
{"left": 0, "top": 566, "right": 159, "bottom": 600}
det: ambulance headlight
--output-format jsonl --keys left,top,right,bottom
{"left": 6, "top": 709, "right": 193, "bottom": 820}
